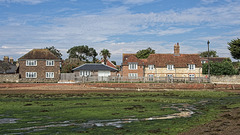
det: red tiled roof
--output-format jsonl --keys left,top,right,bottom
{"left": 200, "top": 57, "right": 229, "bottom": 63}
{"left": 147, "top": 54, "right": 202, "bottom": 68}
{"left": 19, "top": 49, "right": 60, "bottom": 60}
{"left": 122, "top": 54, "right": 146, "bottom": 66}
{"left": 100, "top": 59, "right": 117, "bottom": 69}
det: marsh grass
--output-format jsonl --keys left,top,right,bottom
{"left": 0, "top": 91, "right": 239, "bottom": 134}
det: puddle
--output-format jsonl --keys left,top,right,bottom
{"left": 0, "top": 118, "right": 19, "bottom": 124}
{"left": 11, "top": 103, "right": 196, "bottom": 133}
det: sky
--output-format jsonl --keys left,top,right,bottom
{"left": 0, "top": 0, "right": 240, "bottom": 65}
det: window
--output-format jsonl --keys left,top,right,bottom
{"left": 46, "top": 60, "right": 54, "bottom": 66}
{"left": 188, "top": 64, "right": 195, "bottom": 70}
{"left": 189, "top": 74, "right": 195, "bottom": 81}
{"left": 80, "top": 71, "right": 91, "bottom": 76}
{"left": 148, "top": 65, "right": 154, "bottom": 70}
{"left": 46, "top": 72, "right": 54, "bottom": 78}
{"left": 26, "top": 72, "right": 37, "bottom": 78}
{"left": 167, "top": 65, "right": 174, "bottom": 70}
{"left": 26, "top": 60, "right": 37, "bottom": 66}
{"left": 128, "top": 73, "right": 138, "bottom": 79}
{"left": 129, "top": 63, "right": 138, "bottom": 70}
{"left": 201, "top": 60, "right": 206, "bottom": 64}
{"left": 149, "top": 74, "right": 154, "bottom": 81}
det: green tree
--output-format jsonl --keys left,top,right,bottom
{"left": 136, "top": 47, "right": 155, "bottom": 59}
{"left": 199, "top": 50, "right": 218, "bottom": 57}
{"left": 100, "top": 49, "right": 111, "bottom": 65}
{"left": 202, "top": 60, "right": 238, "bottom": 75}
{"left": 228, "top": 38, "right": 240, "bottom": 60}
{"left": 67, "top": 45, "right": 98, "bottom": 62}
{"left": 61, "top": 58, "right": 84, "bottom": 73}
{"left": 45, "top": 46, "right": 62, "bottom": 59}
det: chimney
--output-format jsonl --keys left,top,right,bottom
{"left": 10, "top": 57, "right": 14, "bottom": 64}
{"left": 3, "top": 56, "right": 9, "bottom": 63}
{"left": 174, "top": 43, "right": 180, "bottom": 56}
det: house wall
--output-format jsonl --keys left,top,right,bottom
{"left": 145, "top": 67, "right": 203, "bottom": 77}
{"left": 19, "top": 60, "right": 60, "bottom": 82}
{"left": 122, "top": 65, "right": 144, "bottom": 78}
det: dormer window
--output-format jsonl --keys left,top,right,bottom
{"left": 188, "top": 64, "right": 195, "bottom": 70}
{"left": 148, "top": 65, "right": 154, "bottom": 70}
{"left": 26, "top": 60, "right": 37, "bottom": 66}
{"left": 167, "top": 65, "right": 174, "bottom": 70}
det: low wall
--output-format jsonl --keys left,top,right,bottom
{"left": 0, "top": 74, "right": 19, "bottom": 83}
{"left": 20, "top": 78, "right": 59, "bottom": 83}
{"left": 86, "top": 83, "right": 240, "bottom": 90}
{"left": 211, "top": 75, "right": 240, "bottom": 84}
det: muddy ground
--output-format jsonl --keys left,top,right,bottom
{"left": 1, "top": 83, "right": 240, "bottom": 135}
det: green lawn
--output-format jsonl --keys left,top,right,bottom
{"left": 0, "top": 91, "right": 239, "bottom": 135}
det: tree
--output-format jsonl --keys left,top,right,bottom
{"left": 202, "top": 60, "right": 238, "bottom": 75}
{"left": 61, "top": 58, "right": 84, "bottom": 73}
{"left": 100, "top": 49, "right": 111, "bottom": 65}
{"left": 67, "top": 45, "right": 98, "bottom": 62}
{"left": 111, "top": 61, "right": 116, "bottom": 65}
{"left": 45, "top": 46, "right": 62, "bottom": 59}
{"left": 0, "top": 62, "right": 11, "bottom": 74}
{"left": 136, "top": 47, "right": 155, "bottom": 59}
{"left": 228, "top": 38, "right": 240, "bottom": 60}
{"left": 199, "top": 50, "right": 218, "bottom": 57}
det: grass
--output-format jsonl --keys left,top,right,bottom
{"left": 0, "top": 91, "right": 239, "bottom": 134}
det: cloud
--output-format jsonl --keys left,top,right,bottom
{"left": 0, "top": 0, "right": 47, "bottom": 4}
{"left": 201, "top": 0, "right": 218, "bottom": 4}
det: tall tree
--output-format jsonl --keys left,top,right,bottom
{"left": 228, "top": 38, "right": 240, "bottom": 60}
{"left": 136, "top": 47, "right": 155, "bottom": 59}
{"left": 199, "top": 50, "right": 218, "bottom": 57}
{"left": 67, "top": 45, "right": 98, "bottom": 62}
{"left": 45, "top": 46, "right": 62, "bottom": 59}
{"left": 100, "top": 49, "right": 111, "bottom": 65}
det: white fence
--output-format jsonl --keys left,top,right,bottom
{"left": 60, "top": 74, "right": 208, "bottom": 83}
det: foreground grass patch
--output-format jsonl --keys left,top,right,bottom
{"left": 0, "top": 91, "right": 239, "bottom": 134}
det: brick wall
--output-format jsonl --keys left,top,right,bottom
{"left": 0, "top": 74, "right": 19, "bottom": 83}
{"left": 19, "top": 60, "right": 60, "bottom": 81}
{"left": 122, "top": 65, "right": 144, "bottom": 77}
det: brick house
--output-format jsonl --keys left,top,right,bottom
{"left": 18, "top": 49, "right": 61, "bottom": 82}
{"left": 121, "top": 43, "right": 202, "bottom": 79}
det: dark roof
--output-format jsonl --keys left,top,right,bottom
{"left": 72, "top": 63, "right": 118, "bottom": 71}
{"left": 19, "top": 49, "right": 60, "bottom": 60}
{"left": 147, "top": 54, "right": 202, "bottom": 68}
{"left": 0, "top": 61, "right": 17, "bottom": 74}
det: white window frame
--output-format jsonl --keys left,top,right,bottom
{"left": 167, "top": 65, "right": 174, "bottom": 70}
{"left": 188, "top": 64, "right": 196, "bottom": 70}
{"left": 129, "top": 63, "right": 138, "bottom": 70}
{"left": 26, "top": 72, "right": 37, "bottom": 78}
{"left": 46, "top": 60, "right": 55, "bottom": 66}
{"left": 46, "top": 72, "right": 54, "bottom": 78}
{"left": 128, "top": 73, "right": 138, "bottom": 79}
{"left": 148, "top": 65, "right": 154, "bottom": 70}
{"left": 80, "top": 71, "right": 91, "bottom": 76}
{"left": 149, "top": 74, "right": 154, "bottom": 81}
{"left": 26, "top": 60, "right": 37, "bottom": 66}
{"left": 189, "top": 74, "right": 195, "bottom": 81}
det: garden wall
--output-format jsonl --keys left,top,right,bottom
{"left": 211, "top": 75, "right": 240, "bottom": 84}
{"left": 0, "top": 74, "right": 19, "bottom": 83}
